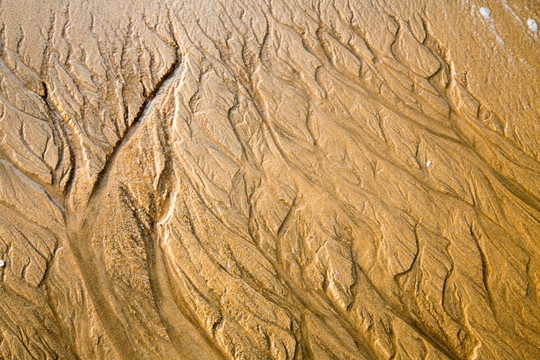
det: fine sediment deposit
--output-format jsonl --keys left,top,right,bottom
{"left": 0, "top": 0, "right": 539, "bottom": 359}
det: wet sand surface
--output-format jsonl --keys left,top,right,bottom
{"left": 0, "top": 0, "right": 539, "bottom": 359}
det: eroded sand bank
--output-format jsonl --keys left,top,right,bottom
{"left": 0, "top": 0, "right": 539, "bottom": 359}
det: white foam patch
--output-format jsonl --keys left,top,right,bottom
{"left": 480, "top": 7, "right": 491, "bottom": 19}
{"left": 528, "top": 19, "right": 538, "bottom": 33}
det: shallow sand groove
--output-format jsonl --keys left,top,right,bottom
{"left": 0, "top": 0, "right": 539, "bottom": 359}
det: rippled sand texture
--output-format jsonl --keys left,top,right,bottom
{"left": 0, "top": 0, "right": 539, "bottom": 359}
